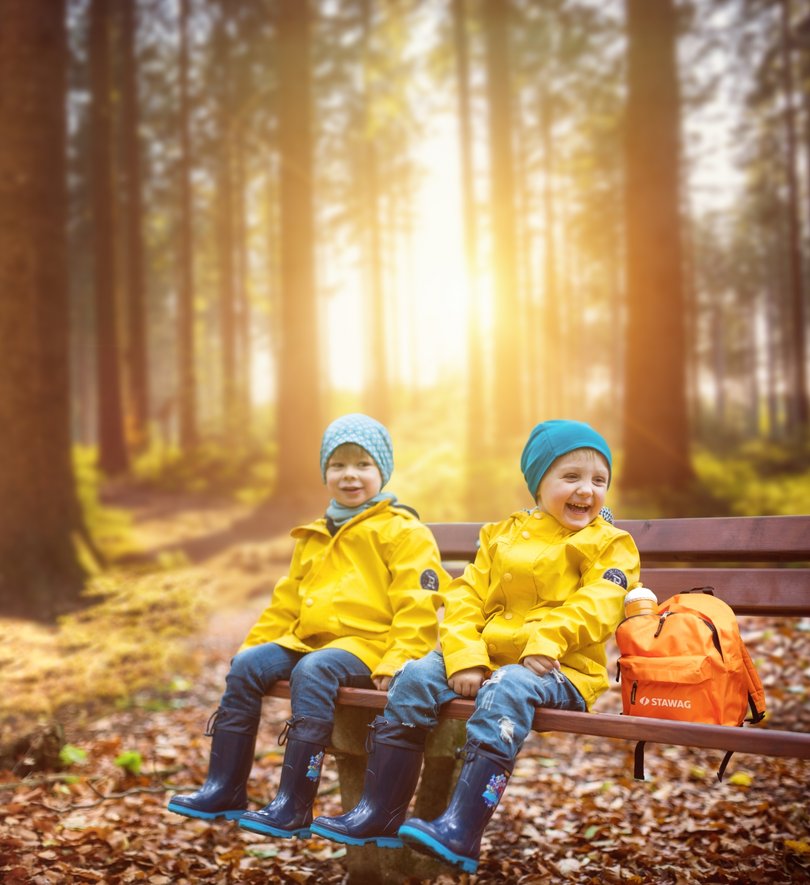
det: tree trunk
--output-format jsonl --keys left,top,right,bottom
{"left": 275, "top": 0, "right": 321, "bottom": 499}
{"left": 453, "top": 0, "right": 488, "bottom": 513}
{"left": 484, "top": 0, "right": 523, "bottom": 440}
{"left": 90, "top": 0, "right": 129, "bottom": 475}
{"left": 621, "top": 0, "right": 693, "bottom": 497}
{"left": 539, "top": 87, "right": 561, "bottom": 417}
{"left": 778, "top": 0, "right": 809, "bottom": 434}
{"left": 177, "top": 0, "right": 197, "bottom": 450}
{"left": 0, "top": 0, "right": 87, "bottom": 619}
{"left": 710, "top": 303, "right": 727, "bottom": 430}
{"left": 360, "top": 0, "right": 389, "bottom": 425}
{"left": 120, "top": 0, "right": 150, "bottom": 451}
{"left": 234, "top": 139, "right": 252, "bottom": 436}
{"left": 214, "top": 13, "right": 238, "bottom": 445}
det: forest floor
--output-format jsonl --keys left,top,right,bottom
{"left": 1, "top": 484, "right": 809, "bottom": 884}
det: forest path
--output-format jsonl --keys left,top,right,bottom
{"left": 102, "top": 480, "right": 327, "bottom": 639}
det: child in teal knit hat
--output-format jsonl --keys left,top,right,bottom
{"left": 313, "top": 418, "right": 640, "bottom": 874}
{"left": 168, "top": 414, "right": 447, "bottom": 841}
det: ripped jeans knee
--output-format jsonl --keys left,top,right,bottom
{"left": 465, "top": 664, "right": 585, "bottom": 763}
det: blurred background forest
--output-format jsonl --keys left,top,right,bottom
{"left": 1, "top": 0, "right": 810, "bottom": 624}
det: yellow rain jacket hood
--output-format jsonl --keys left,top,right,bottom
{"left": 440, "top": 509, "right": 640, "bottom": 709}
{"left": 240, "top": 499, "right": 446, "bottom": 679}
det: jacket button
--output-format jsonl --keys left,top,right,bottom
{"left": 522, "top": 531, "right": 530, "bottom": 539}
{"left": 305, "top": 598, "right": 314, "bottom": 606}
{"left": 503, "top": 572, "right": 513, "bottom": 582}
{"left": 504, "top": 612, "right": 513, "bottom": 620}
{"left": 488, "top": 643, "right": 497, "bottom": 653}
{"left": 533, "top": 511, "right": 542, "bottom": 519}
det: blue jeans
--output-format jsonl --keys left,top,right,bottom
{"left": 216, "top": 644, "right": 373, "bottom": 734}
{"left": 384, "top": 651, "right": 586, "bottom": 764}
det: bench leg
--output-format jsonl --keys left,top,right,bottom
{"left": 326, "top": 706, "right": 468, "bottom": 883}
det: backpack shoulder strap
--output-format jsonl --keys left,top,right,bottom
{"left": 634, "top": 741, "right": 646, "bottom": 781}
{"left": 740, "top": 642, "right": 767, "bottom": 722}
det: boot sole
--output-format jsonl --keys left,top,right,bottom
{"left": 167, "top": 801, "right": 245, "bottom": 821}
{"left": 398, "top": 824, "right": 478, "bottom": 873}
{"left": 309, "top": 822, "right": 402, "bottom": 849}
{"left": 238, "top": 817, "right": 311, "bottom": 839}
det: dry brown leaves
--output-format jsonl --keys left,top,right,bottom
{"left": 1, "top": 490, "right": 808, "bottom": 884}
{"left": 2, "top": 615, "right": 807, "bottom": 884}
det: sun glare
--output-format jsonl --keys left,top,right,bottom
{"left": 324, "top": 121, "right": 474, "bottom": 392}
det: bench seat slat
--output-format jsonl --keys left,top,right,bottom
{"left": 265, "top": 682, "right": 810, "bottom": 760}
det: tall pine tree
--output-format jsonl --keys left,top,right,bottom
{"left": 0, "top": 0, "right": 88, "bottom": 619}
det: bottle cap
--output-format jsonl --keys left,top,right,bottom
{"left": 625, "top": 586, "right": 657, "bottom": 604}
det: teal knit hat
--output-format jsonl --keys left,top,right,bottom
{"left": 520, "top": 419, "right": 612, "bottom": 497}
{"left": 320, "top": 414, "right": 394, "bottom": 488}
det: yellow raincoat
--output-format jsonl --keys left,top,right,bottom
{"left": 240, "top": 499, "right": 446, "bottom": 679}
{"left": 440, "top": 509, "right": 640, "bottom": 709}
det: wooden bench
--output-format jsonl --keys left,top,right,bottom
{"left": 265, "top": 514, "right": 810, "bottom": 881}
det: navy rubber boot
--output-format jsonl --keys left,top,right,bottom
{"left": 167, "top": 715, "right": 256, "bottom": 821}
{"left": 310, "top": 716, "right": 426, "bottom": 849}
{"left": 238, "top": 716, "right": 332, "bottom": 839}
{"left": 397, "top": 744, "right": 512, "bottom": 874}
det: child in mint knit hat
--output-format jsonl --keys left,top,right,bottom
{"left": 313, "top": 418, "right": 640, "bottom": 874}
{"left": 168, "top": 414, "right": 446, "bottom": 841}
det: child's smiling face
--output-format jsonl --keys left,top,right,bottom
{"left": 325, "top": 443, "right": 383, "bottom": 508}
{"left": 534, "top": 449, "right": 609, "bottom": 531}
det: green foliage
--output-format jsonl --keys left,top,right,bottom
{"left": 114, "top": 749, "right": 143, "bottom": 775}
{"left": 1, "top": 567, "right": 215, "bottom": 721}
{"left": 694, "top": 441, "right": 810, "bottom": 516}
{"left": 132, "top": 439, "right": 277, "bottom": 502}
{"left": 74, "top": 446, "right": 139, "bottom": 563}
{"left": 58, "top": 744, "right": 88, "bottom": 768}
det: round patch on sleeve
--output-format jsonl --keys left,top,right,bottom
{"left": 603, "top": 568, "right": 628, "bottom": 589}
{"left": 420, "top": 568, "right": 440, "bottom": 591}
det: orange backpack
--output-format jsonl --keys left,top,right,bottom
{"left": 615, "top": 588, "right": 766, "bottom": 779}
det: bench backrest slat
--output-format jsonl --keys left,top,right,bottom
{"left": 427, "top": 515, "right": 810, "bottom": 618}
{"left": 429, "top": 516, "right": 810, "bottom": 562}
{"left": 616, "top": 516, "right": 810, "bottom": 561}
{"left": 639, "top": 568, "right": 810, "bottom": 616}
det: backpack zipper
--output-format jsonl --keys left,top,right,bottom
{"left": 654, "top": 610, "right": 724, "bottom": 658}
{"left": 653, "top": 611, "right": 671, "bottom": 637}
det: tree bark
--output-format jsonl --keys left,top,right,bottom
{"left": 539, "top": 87, "right": 561, "bottom": 417}
{"left": 214, "top": 10, "right": 238, "bottom": 445}
{"left": 359, "top": 0, "right": 389, "bottom": 425}
{"left": 484, "top": 0, "right": 523, "bottom": 440}
{"left": 120, "top": 0, "right": 150, "bottom": 451}
{"left": 777, "top": 0, "right": 809, "bottom": 434}
{"left": 177, "top": 0, "right": 197, "bottom": 450}
{"left": 0, "top": 0, "right": 87, "bottom": 619}
{"left": 90, "top": 0, "right": 129, "bottom": 475}
{"left": 275, "top": 0, "right": 321, "bottom": 499}
{"left": 234, "top": 139, "right": 252, "bottom": 435}
{"left": 453, "top": 0, "right": 489, "bottom": 514}
{"left": 621, "top": 0, "right": 693, "bottom": 497}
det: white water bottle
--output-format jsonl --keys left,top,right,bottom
{"left": 624, "top": 585, "right": 658, "bottom": 617}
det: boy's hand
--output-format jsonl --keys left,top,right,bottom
{"left": 373, "top": 675, "right": 392, "bottom": 691}
{"left": 522, "top": 655, "right": 560, "bottom": 676}
{"left": 448, "top": 667, "right": 487, "bottom": 698}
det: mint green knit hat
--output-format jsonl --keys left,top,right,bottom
{"left": 319, "top": 414, "right": 394, "bottom": 488}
